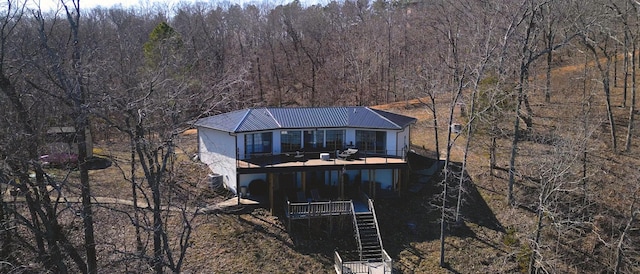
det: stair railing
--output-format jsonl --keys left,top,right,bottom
{"left": 367, "top": 197, "right": 385, "bottom": 259}
{"left": 350, "top": 200, "right": 363, "bottom": 260}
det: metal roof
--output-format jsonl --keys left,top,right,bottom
{"left": 193, "top": 107, "right": 417, "bottom": 133}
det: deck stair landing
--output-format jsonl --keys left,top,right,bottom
{"left": 354, "top": 211, "right": 383, "bottom": 261}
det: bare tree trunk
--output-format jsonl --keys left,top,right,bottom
{"left": 133, "top": 120, "right": 165, "bottom": 274}
{"left": 440, "top": 61, "right": 465, "bottom": 266}
{"left": 129, "top": 132, "right": 144, "bottom": 254}
{"left": 0, "top": 185, "right": 7, "bottom": 261}
{"left": 490, "top": 133, "right": 497, "bottom": 176}
{"left": 455, "top": 94, "right": 474, "bottom": 223}
{"left": 623, "top": 34, "right": 629, "bottom": 108}
{"left": 528, "top": 200, "right": 545, "bottom": 274}
{"left": 582, "top": 52, "right": 590, "bottom": 203}
{"left": 583, "top": 42, "right": 618, "bottom": 152}
{"left": 256, "top": 55, "right": 264, "bottom": 101}
{"left": 625, "top": 42, "right": 636, "bottom": 151}
{"left": 614, "top": 191, "right": 637, "bottom": 274}
{"left": 604, "top": 75, "right": 618, "bottom": 152}
{"left": 439, "top": 171, "right": 448, "bottom": 268}
{"left": 614, "top": 46, "right": 618, "bottom": 88}
{"left": 430, "top": 94, "right": 440, "bottom": 160}
{"left": 508, "top": 65, "right": 529, "bottom": 205}
{"left": 64, "top": 4, "right": 97, "bottom": 271}
{"left": 508, "top": 90, "right": 522, "bottom": 206}
{"left": 545, "top": 45, "right": 552, "bottom": 103}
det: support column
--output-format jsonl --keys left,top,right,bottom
{"left": 269, "top": 173, "right": 274, "bottom": 214}
{"left": 368, "top": 169, "right": 374, "bottom": 197}
{"left": 236, "top": 173, "right": 241, "bottom": 205}
{"left": 372, "top": 170, "right": 377, "bottom": 198}
{"left": 340, "top": 169, "right": 345, "bottom": 199}
{"left": 397, "top": 169, "right": 402, "bottom": 197}
{"left": 301, "top": 171, "right": 307, "bottom": 194}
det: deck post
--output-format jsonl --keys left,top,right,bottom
{"left": 397, "top": 169, "right": 402, "bottom": 197}
{"left": 329, "top": 201, "right": 333, "bottom": 236}
{"left": 373, "top": 170, "right": 377, "bottom": 198}
{"left": 236, "top": 173, "right": 240, "bottom": 205}
{"left": 308, "top": 201, "right": 311, "bottom": 228}
{"left": 269, "top": 173, "right": 274, "bottom": 214}
{"left": 340, "top": 168, "right": 345, "bottom": 199}
{"left": 301, "top": 171, "right": 306, "bottom": 195}
{"left": 369, "top": 170, "right": 373, "bottom": 198}
{"left": 287, "top": 199, "right": 291, "bottom": 232}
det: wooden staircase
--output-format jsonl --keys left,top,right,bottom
{"left": 354, "top": 211, "right": 383, "bottom": 261}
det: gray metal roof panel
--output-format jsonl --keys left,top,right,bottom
{"left": 269, "top": 107, "right": 348, "bottom": 128}
{"left": 193, "top": 109, "right": 248, "bottom": 132}
{"left": 194, "top": 107, "right": 416, "bottom": 133}
{"left": 370, "top": 108, "right": 418, "bottom": 128}
{"left": 236, "top": 108, "right": 280, "bottom": 132}
{"left": 347, "top": 107, "right": 401, "bottom": 129}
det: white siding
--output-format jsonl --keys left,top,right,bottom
{"left": 395, "top": 128, "right": 410, "bottom": 157}
{"left": 198, "top": 128, "right": 238, "bottom": 194}
{"left": 385, "top": 132, "right": 397, "bottom": 156}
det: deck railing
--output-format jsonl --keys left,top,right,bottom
{"left": 382, "top": 249, "right": 392, "bottom": 272}
{"left": 351, "top": 202, "right": 363, "bottom": 260}
{"left": 368, "top": 197, "right": 385, "bottom": 257}
{"left": 236, "top": 149, "right": 407, "bottom": 168}
{"left": 334, "top": 250, "right": 392, "bottom": 274}
{"left": 286, "top": 200, "right": 353, "bottom": 219}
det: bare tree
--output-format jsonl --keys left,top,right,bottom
{"left": 32, "top": 1, "right": 98, "bottom": 270}
{"left": 613, "top": 186, "right": 639, "bottom": 274}
{"left": 506, "top": 0, "right": 577, "bottom": 205}
{"left": 579, "top": 1, "right": 621, "bottom": 152}
{"left": 0, "top": 1, "right": 100, "bottom": 271}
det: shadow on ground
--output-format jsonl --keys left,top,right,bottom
{"left": 378, "top": 153, "right": 504, "bottom": 261}
{"left": 86, "top": 156, "right": 112, "bottom": 170}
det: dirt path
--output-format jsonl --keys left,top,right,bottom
{"left": 1, "top": 193, "right": 250, "bottom": 214}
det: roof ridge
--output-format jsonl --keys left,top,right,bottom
{"left": 234, "top": 109, "right": 252, "bottom": 132}
{"left": 264, "top": 108, "right": 281, "bottom": 128}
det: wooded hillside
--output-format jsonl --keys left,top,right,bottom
{"left": 1, "top": 0, "right": 639, "bottom": 273}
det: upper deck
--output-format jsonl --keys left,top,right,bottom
{"left": 236, "top": 151, "right": 408, "bottom": 173}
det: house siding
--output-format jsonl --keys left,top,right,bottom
{"left": 198, "top": 128, "right": 238, "bottom": 194}
{"left": 395, "top": 127, "right": 411, "bottom": 157}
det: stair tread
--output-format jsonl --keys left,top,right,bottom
{"left": 353, "top": 210, "right": 385, "bottom": 262}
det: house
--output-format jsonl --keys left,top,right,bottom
{"left": 40, "top": 127, "right": 93, "bottom": 167}
{"left": 194, "top": 106, "right": 416, "bottom": 273}
{"left": 194, "top": 106, "right": 416, "bottom": 202}
{"left": 45, "top": 126, "right": 93, "bottom": 157}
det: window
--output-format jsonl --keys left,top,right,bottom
{"left": 245, "top": 132, "right": 272, "bottom": 157}
{"left": 281, "top": 130, "right": 302, "bottom": 152}
{"left": 325, "top": 130, "right": 345, "bottom": 151}
{"left": 304, "top": 130, "right": 325, "bottom": 150}
{"left": 355, "top": 130, "right": 386, "bottom": 154}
